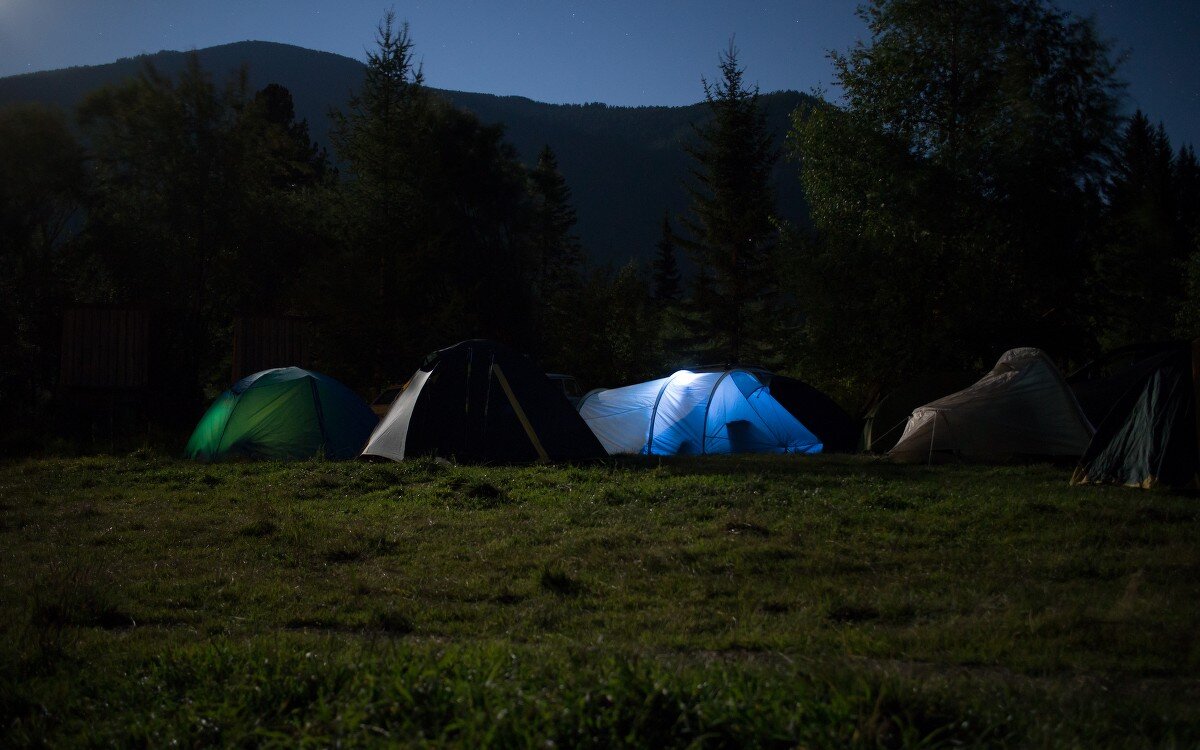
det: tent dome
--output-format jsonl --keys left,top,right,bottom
{"left": 578, "top": 368, "right": 827, "bottom": 456}
{"left": 1072, "top": 343, "right": 1199, "bottom": 489}
{"left": 362, "top": 340, "right": 605, "bottom": 463}
{"left": 889, "top": 348, "right": 1094, "bottom": 463}
{"left": 184, "top": 367, "right": 377, "bottom": 461}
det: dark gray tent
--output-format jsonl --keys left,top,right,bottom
{"left": 1072, "top": 343, "right": 1200, "bottom": 489}
{"left": 765, "top": 374, "right": 858, "bottom": 453}
{"left": 1068, "top": 342, "right": 1180, "bottom": 427}
{"left": 361, "top": 340, "right": 605, "bottom": 463}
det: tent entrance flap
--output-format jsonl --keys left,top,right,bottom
{"left": 491, "top": 362, "right": 549, "bottom": 462}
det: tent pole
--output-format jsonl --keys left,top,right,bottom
{"left": 464, "top": 347, "right": 474, "bottom": 458}
{"left": 491, "top": 363, "right": 549, "bottom": 462}
{"left": 646, "top": 372, "right": 681, "bottom": 456}
{"left": 928, "top": 410, "right": 939, "bottom": 466}
{"left": 1193, "top": 339, "right": 1200, "bottom": 488}
{"left": 700, "top": 370, "right": 733, "bottom": 456}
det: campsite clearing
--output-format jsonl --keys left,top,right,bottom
{"left": 1, "top": 454, "right": 1198, "bottom": 746}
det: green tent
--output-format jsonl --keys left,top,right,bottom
{"left": 1072, "top": 343, "right": 1200, "bottom": 489}
{"left": 185, "top": 367, "right": 377, "bottom": 461}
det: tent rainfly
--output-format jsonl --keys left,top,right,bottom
{"left": 1072, "top": 342, "right": 1200, "bottom": 489}
{"left": 888, "top": 348, "right": 1094, "bottom": 463}
{"left": 185, "top": 367, "right": 377, "bottom": 461}
{"left": 1068, "top": 342, "right": 1181, "bottom": 427}
{"left": 362, "top": 340, "right": 605, "bottom": 463}
{"left": 861, "top": 373, "right": 975, "bottom": 453}
{"left": 577, "top": 368, "right": 830, "bottom": 456}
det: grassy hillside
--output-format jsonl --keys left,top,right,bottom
{"left": 0, "top": 41, "right": 811, "bottom": 265}
{"left": 1, "top": 454, "right": 1198, "bottom": 746}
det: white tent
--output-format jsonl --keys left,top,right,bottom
{"left": 578, "top": 369, "right": 823, "bottom": 456}
{"left": 889, "top": 348, "right": 1094, "bottom": 463}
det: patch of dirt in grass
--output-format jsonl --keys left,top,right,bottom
{"left": 77, "top": 503, "right": 104, "bottom": 518}
{"left": 869, "top": 493, "right": 917, "bottom": 511}
{"left": 324, "top": 547, "right": 364, "bottom": 563}
{"left": 493, "top": 589, "right": 525, "bottom": 605}
{"left": 1027, "top": 501, "right": 1060, "bottom": 514}
{"left": 827, "top": 603, "right": 881, "bottom": 623}
{"left": 238, "top": 519, "right": 277, "bottom": 537}
{"left": 373, "top": 609, "right": 415, "bottom": 634}
{"left": 284, "top": 615, "right": 346, "bottom": 630}
{"left": 29, "top": 566, "right": 136, "bottom": 634}
{"left": 1134, "top": 505, "right": 1198, "bottom": 524}
{"left": 284, "top": 613, "right": 419, "bottom": 637}
{"left": 540, "top": 566, "right": 582, "bottom": 596}
{"left": 444, "top": 477, "right": 509, "bottom": 508}
{"left": 726, "top": 521, "right": 770, "bottom": 537}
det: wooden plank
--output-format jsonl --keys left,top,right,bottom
{"left": 60, "top": 306, "right": 150, "bottom": 390}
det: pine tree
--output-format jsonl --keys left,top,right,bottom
{"left": 1172, "top": 145, "right": 1200, "bottom": 335}
{"left": 528, "top": 144, "right": 584, "bottom": 298}
{"left": 679, "top": 41, "right": 779, "bottom": 365}
{"left": 1175, "top": 144, "right": 1200, "bottom": 245}
{"left": 316, "top": 13, "right": 544, "bottom": 386}
{"left": 651, "top": 211, "right": 681, "bottom": 303}
{"left": 1094, "top": 111, "right": 1185, "bottom": 344}
{"left": 251, "top": 83, "right": 328, "bottom": 188}
{"left": 526, "top": 144, "right": 586, "bottom": 369}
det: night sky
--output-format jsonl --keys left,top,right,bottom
{"left": 1, "top": 1, "right": 1196, "bottom": 146}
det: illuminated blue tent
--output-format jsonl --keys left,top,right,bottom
{"left": 577, "top": 368, "right": 824, "bottom": 456}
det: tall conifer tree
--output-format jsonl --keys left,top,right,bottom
{"left": 323, "top": 13, "right": 538, "bottom": 385}
{"left": 1094, "top": 111, "right": 1187, "bottom": 344}
{"left": 652, "top": 211, "right": 681, "bottom": 303}
{"left": 680, "top": 41, "right": 779, "bottom": 365}
{"left": 528, "top": 144, "right": 584, "bottom": 298}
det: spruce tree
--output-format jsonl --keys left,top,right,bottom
{"left": 528, "top": 144, "right": 584, "bottom": 298}
{"left": 1171, "top": 146, "right": 1200, "bottom": 335}
{"left": 321, "top": 14, "right": 539, "bottom": 386}
{"left": 651, "top": 211, "right": 681, "bottom": 303}
{"left": 679, "top": 41, "right": 779, "bottom": 365}
{"left": 1094, "top": 111, "right": 1186, "bottom": 344}
{"left": 1175, "top": 145, "right": 1200, "bottom": 245}
{"left": 251, "top": 83, "right": 328, "bottom": 187}
{"left": 527, "top": 144, "right": 586, "bottom": 368}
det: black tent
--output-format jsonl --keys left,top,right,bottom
{"left": 1072, "top": 342, "right": 1200, "bottom": 489}
{"left": 765, "top": 374, "right": 859, "bottom": 453}
{"left": 361, "top": 340, "right": 605, "bottom": 463}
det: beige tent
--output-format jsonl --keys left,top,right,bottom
{"left": 889, "top": 348, "right": 1094, "bottom": 463}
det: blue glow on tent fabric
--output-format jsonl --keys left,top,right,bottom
{"left": 580, "top": 369, "right": 823, "bottom": 456}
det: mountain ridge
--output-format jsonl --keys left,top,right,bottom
{"left": 0, "top": 40, "right": 811, "bottom": 264}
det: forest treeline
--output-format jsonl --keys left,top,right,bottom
{"left": 2, "top": 0, "right": 1198, "bottom": 441}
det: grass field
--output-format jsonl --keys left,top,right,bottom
{"left": 1, "top": 453, "right": 1198, "bottom": 747}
